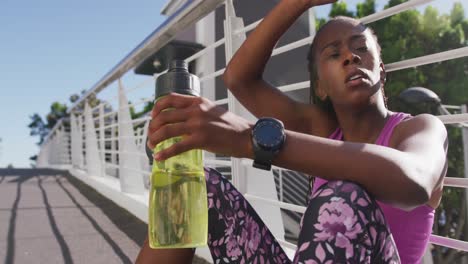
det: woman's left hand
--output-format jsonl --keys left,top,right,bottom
{"left": 147, "top": 93, "right": 254, "bottom": 161}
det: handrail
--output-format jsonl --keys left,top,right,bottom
{"left": 68, "top": 0, "right": 226, "bottom": 114}
{"left": 41, "top": 118, "right": 68, "bottom": 146}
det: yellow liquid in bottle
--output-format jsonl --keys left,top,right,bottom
{"left": 148, "top": 135, "right": 208, "bottom": 248}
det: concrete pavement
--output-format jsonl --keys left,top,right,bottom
{"left": 0, "top": 169, "right": 209, "bottom": 264}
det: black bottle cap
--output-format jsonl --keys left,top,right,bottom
{"left": 155, "top": 60, "right": 200, "bottom": 99}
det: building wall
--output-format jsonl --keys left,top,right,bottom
{"left": 215, "top": 0, "right": 312, "bottom": 104}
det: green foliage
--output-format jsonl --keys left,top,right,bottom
{"left": 46, "top": 102, "right": 68, "bottom": 129}
{"left": 28, "top": 90, "right": 107, "bottom": 147}
{"left": 385, "top": 0, "right": 408, "bottom": 9}
{"left": 356, "top": 0, "right": 375, "bottom": 18}
{"left": 451, "top": 2, "right": 465, "bottom": 27}
{"left": 129, "top": 100, "right": 154, "bottom": 120}
{"left": 28, "top": 113, "right": 48, "bottom": 145}
{"left": 329, "top": 2, "right": 353, "bottom": 17}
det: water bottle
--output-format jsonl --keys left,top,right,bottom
{"left": 148, "top": 60, "right": 208, "bottom": 249}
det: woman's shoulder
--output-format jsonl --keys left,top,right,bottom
{"left": 389, "top": 113, "right": 447, "bottom": 148}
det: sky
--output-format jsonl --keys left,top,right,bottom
{"left": 0, "top": 0, "right": 466, "bottom": 168}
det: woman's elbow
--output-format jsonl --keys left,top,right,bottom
{"left": 397, "top": 181, "right": 431, "bottom": 212}
{"left": 222, "top": 69, "right": 237, "bottom": 90}
{"left": 410, "top": 183, "right": 431, "bottom": 207}
{"left": 223, "top": 66, "right": 260, "bottom": 90}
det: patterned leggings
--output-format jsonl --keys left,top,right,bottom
{"left": 203, "top": 167, "right": 400, "bottom": 263}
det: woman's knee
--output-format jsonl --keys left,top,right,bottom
{"left": 312, "top": 180, "right": 374, "bottom": 207}
{"left": 304, "top": 180, "right": 384, "bottom": 228}
{"left": 295, "top": 181, "right": 392, "bottom": 262}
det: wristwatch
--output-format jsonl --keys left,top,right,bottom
{"left": 251, "top": 117, "right": 286, "bottom": 170}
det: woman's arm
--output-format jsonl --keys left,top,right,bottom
{"left": 223, "top": 0, "right": 337, "bottom": 135}
{"left": 149, "top": 94, "right": 448, "bottom": 211}
{"left": 268, "top": 114, "right": 448, "bottom": 210}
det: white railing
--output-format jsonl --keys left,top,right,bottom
{"left": 37, "top": 0, "right": 468, "bottom": 262}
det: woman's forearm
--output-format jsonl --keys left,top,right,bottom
{"left": 265, "top": 130, "right": 430, "bottom": 209}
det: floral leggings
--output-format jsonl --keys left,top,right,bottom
{"left": 203, "top": 167, "right": 400, "bottom": 263}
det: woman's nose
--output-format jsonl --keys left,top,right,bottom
{"left": 343, "top": 52, "right": 361, "bottom": 66}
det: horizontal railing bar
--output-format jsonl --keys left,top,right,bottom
{"left": 204, "top": 158, "right": 231, "bottom": 166}
{"left": 386, "top": 46, "right": 468, "bottom": 72}
{"left": 102, "top": 150, "right": 148, "bottom": 158}
{"left": 186, "top": 37, "right": 226, "bottom": 64}
{"left": 200, "top": 69, "right": 224, "bottom": 82}
{"left": 215, "top": 98, "right": 228, "bottom": 105}
{"left": 102, "top": 123, "right": 119, "bottom": 130}
{"left": 359, "top": 0, "right": 434, "bottom": 24}
{"left": 442, "top": 105, "right": 461, "bottom": 110}
{"left": 129, "top": 116, "right": 151, "bottom": 125}
{"left": 123, "top": 76, "right": 155, "bottom": 95}
{"left": 105, "top": 162, "right": 119, "bottom": 168}
{"left": 95, "top": 111, "right": 117, "bottom": 120}
{"left": 271, "top": 36, "right": 313, "bottom": 57}
{"left": 234, "top": 19, "right": 261, "bottom": 35}
{"left": 437, "top": 113, "right": 468, "bottom": 124}
{"left": 92, "top": 102, "right": 113, "bottom": 112}
{"left": 278, "top": 81, "right": 309, "bottom": 93}
{"left": 119, "top": 97, "right": 154, "bottom": 110}
{"left": 244, "top": 194, "right": 306, "bottom": 213}
{"left": 102, "top": 135, "right": 146, "bottom": 141}
{"left": 429, "top": 234, "right": 468, "bottom": 252}
{"left": 444, "top": 177, "right": 468, "bottom": 188}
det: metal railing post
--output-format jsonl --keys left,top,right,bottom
{"left": 78, "top": 115, "right": 85, "bottom": 169}
{"left": 118, "top": 80, "right": 145, "bottom": 194}
{"left": 99, "top": 104, "right": 106, "bottom": 177}
{"left": 224, "top": 0, "right": 249, "bottom": 194}
{"left": 84, "top": 102, "right": 103, "bottom": 176}
{"left": 460, "top": 105, "right": 468, "bottom": 263}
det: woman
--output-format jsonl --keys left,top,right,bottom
{"left": 137, "top": 0, "right": 447, "bottom": 263}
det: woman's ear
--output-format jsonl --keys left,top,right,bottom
{"left": 380, "top": 62, "right": 386, "bottom": 84}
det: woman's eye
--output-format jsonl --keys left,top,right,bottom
{"left": 357, "top": 46, "right": 368, "bottom": 52}
{"left": 330, "top": 53, "right": 340, "bottom": 58}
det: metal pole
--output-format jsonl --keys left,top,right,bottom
{"left": 460, "top": 105, "right": 468, "bottom": 264}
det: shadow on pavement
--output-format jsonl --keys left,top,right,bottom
{"left": 0, "top": 168, "right": 210, "bottom": 264}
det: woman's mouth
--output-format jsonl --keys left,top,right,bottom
{"left": 347, "top": 75, "right": 367, "bottom": 86}
{"left": 345, "top": 71, "right": 369, "bottom": 87}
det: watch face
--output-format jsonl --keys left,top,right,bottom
{"left": 254, "top": 120, "right": 284, "bottom": 149}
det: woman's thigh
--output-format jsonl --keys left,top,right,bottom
{"left": 294, "top": 180, "right": 400, "bottom": 264}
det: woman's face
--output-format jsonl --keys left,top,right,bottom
{"left": 314, "top": 20, "right": 385, "bottom": 110}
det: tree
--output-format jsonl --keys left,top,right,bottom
{"left": 329, "top": 2, "right": 354, "bottom": 17}
{"left": 28, "top": 90, "right": 110, "bottom": 165}
{"left": 28, "top": 113, "right": 48, "bottom": 145}
{"left": 356, "top": 0, "right": 376, "bottom": 18}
